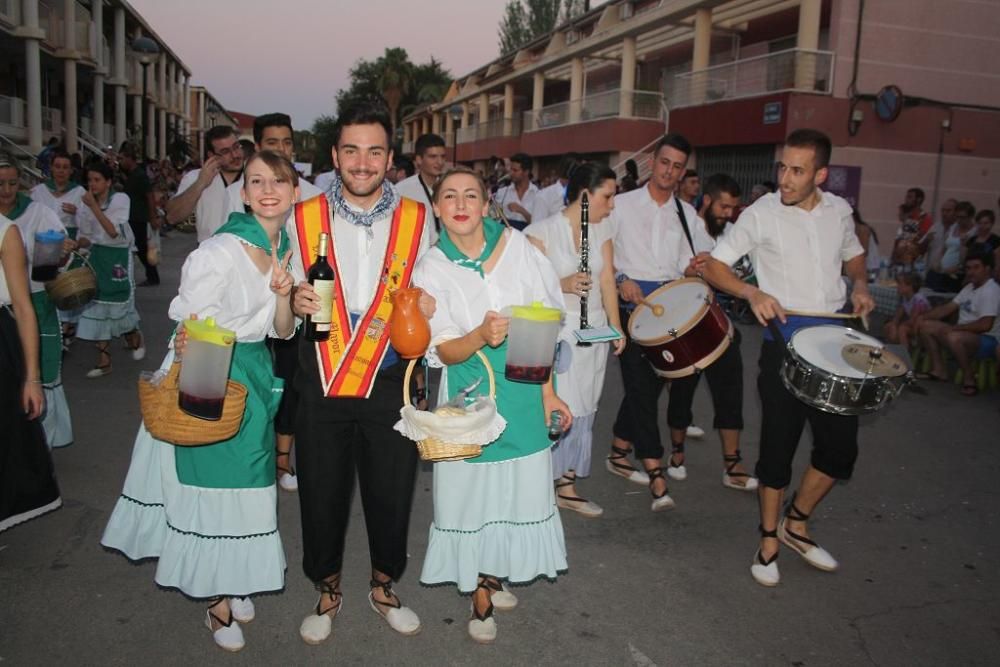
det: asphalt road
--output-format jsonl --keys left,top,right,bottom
{"left": 2, "top": 229, "right": 998, "bottom": 666}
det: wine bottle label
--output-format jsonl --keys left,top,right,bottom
{"left": 313, "top": 279, "right": 335, "bottom": 324}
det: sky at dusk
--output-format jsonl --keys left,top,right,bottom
{"left": 129, "top": 0, "right": 510, "bottom": 131}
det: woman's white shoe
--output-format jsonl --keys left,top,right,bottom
{"left": 229, "top": 597, "right": 255, "bottom": 623}
{"left": 205, "top": 610, "right": 245, "bottom": 652}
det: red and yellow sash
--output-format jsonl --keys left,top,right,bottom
{"left": 293, "top": 194, "right": 425, "bottom": 398}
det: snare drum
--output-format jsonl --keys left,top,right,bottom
{"left": 781, "top": 325, "right": 911, "bottom": 415}
{"left": 629, "top": 278, "right": 733, "bottom": 378}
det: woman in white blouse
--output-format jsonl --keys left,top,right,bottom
{"left": 526, "top": 163, "right": 625, "bottom": 517}
{"left": 102, "top": 151, "right": 297, "bottom": 652}
{"left": 75, "top": 161, "right": 143, "bottom": 376}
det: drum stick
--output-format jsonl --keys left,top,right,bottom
{"left": 640, "top": 299, "right": 665, "bottom": 317}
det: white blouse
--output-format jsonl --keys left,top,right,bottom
{"left": 412, "top": 228, "right": 566, "bottom": 367}
{"left": 76, "top": 192, "right": 133, "bottom": 249}
{"left": 168, "top": 233, "right": 281, "bottom": 343}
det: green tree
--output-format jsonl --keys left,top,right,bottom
{"left": 498, "top": 0, "right": 588, "bottom": 55}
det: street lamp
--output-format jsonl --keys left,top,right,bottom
{"left": 448, "top": 104, "right": 463, "bottom": 167}
{"left": 131, "top": 36, "right": 160, "bottom": 159}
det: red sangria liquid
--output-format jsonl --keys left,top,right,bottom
{"left": 504, "top": 364, "right": 552, "bottom": 384}
{"left": 178, "top": 392, "right": 225, "bottom": 421}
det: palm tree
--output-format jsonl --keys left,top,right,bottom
{"left": 375, "top": 48, "right": 414, "bottom": 135}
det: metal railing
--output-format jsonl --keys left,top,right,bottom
{"left": 522, "top": 89, "right": 664, "bottom": 132}
{"left": 456, "top": 116, "right": 523, "bottom": 144}
{"left": 668, "top": 48, "right": 834, "bottom": 109}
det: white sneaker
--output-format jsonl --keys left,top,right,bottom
{"left": 229, "top": 597, "right": 254, "bottom": 623}
{"left": 751, "top": 549, "right": 780, "bottom": 587}
{"left": 205, "top": 610, "right": 245, "bottom": 652}
{"left": 686, "top": 425, "right": 705, "bottom": 439}
{"left": 278, "top": 472, "right": 298, "bottom": 492}
{"left": 368, "top": 591, "right": 421, "bottom": 635}
{"left": 778, "top": 520, "right": 839, "bottom": 572}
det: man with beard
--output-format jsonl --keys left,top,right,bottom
{"left": 395, "top": 133, "right": 446, "bottom": 242}
{"left": 287, "top": 101, "right": 434, "bottom": 645}
{"left": 663, "top": 173, "right": 757, "bottom": 492}
{"left": 702, "top": 129, "right": 874, "bottom": 588}
{"left": 166, "top": 125, "right": 245, "bottom": 242}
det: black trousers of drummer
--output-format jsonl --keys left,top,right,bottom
{"left": 293, "top": 344, "right": 419, "bottom": 585}
{"left": 754, "top": 339, "right": 859, "bottom": 490}
{"left": 613, "top": 306, "right": 744, "bottom": 460}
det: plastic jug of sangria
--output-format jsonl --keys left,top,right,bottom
{"left": 178, "top": 317, "right": 236, "bottom": 420}
{"left": 504, "top": 301, "right": 562, "bottom": 384}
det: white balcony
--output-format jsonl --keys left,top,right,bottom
{"left": 522, "top": 89, "right": 664, "bottom": 132}
{"left": 667, "top": 48, "right": 834, "bottom": 109}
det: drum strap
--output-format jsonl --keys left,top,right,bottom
{"left": 674, "top": 197, "right": 696, "bottom": 257}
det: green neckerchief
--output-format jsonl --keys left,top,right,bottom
{"left": 5, "top": 192, "right": 33, "bottom": 220}
{"left": 45, "top": 179, "right": 80, "bottom": 195}
{"left": 214, "top": 211, "right": 290, "bottom": 257}
{"left": 436, "top": 216, "right": 504, "bottom": 276}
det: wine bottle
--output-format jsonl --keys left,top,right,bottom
{"left": 305, "top": 232, "right": 335, "bottom": 342}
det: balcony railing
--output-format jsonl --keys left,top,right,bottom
{"left": 668, "top": 48, "right": 834, "bottom": 109}
{"left": 456, "top": 116, "right": 523, "bottom": 144}
{"left": 522, "top": 89, "right": 664, "bottom": 132}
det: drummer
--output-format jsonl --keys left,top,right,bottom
{"left": 701, "top": 129, "right": 875, "bottom": 587}
{"left": 607, "top": 133, "right": 704, "bottom": 511}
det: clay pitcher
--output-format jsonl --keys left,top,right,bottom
{"left": 389, "top": 288, "right": 431, "bottom": 359}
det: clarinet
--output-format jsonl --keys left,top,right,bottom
{"left": 577, "top": 192, "right": 592, "bottom": 347}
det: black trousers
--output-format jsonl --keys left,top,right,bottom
{"left": 128, "top": 219, "right": 159, "bottom": 284}
{"left": 755, "top": 341, "right": 859, "bottom": 489}
{"left": 294, "top": 361, "right": 419, "bottom": 583}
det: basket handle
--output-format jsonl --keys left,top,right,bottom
{"left": 402, "top": 348, "right": 496, "bottom": 408}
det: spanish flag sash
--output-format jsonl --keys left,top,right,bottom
{"left": 293, "top": 194, "right": 425, "bottom": 398}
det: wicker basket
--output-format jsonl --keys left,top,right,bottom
{"left": 138, "top": 362, "right": 247, "bottom": 446}
{"left": 45, "top": 253, "right": 96, "bottom": 310}
{"left": 403, "top": 349, "right": 496, "bottom": 462}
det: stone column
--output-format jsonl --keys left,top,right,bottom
{"left": 691, "top": 8, "right": 712, "bottom": 105}
{"left": 503, "top": 83, "right": 514, "bottom": 136}
{"left": 22, "top": 0, "right": 44, "bottom": 152}
{"left": 569, "top": 57, "right": 584, "bottom": 123}
{"left": 795, "top": 0, "right": 822, "bottom": 89}
{"left": 112, "top": 6, "right": 127, "bottom": 147}
{"left": 62, "top": 0, "right": 79, "bottom": 153}
{"left": 619, "top": 36, "right": 636, "bottom": 117}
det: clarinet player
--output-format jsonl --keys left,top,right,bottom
{"left": 528, "top": 163, "right": 625, "bottom": 517}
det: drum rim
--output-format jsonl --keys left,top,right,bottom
{"left": 629, "top": 277, "right": 715, "bottom": 344}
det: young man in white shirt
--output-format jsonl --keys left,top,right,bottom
{"left": 915, "top": 252, "right": 1000, "bottom": 395}
{"left": 703, "top": 129, "right": 875, "bottom": 588}
{"left": 225, "top": 113, "right": 323, "bottom": 217}
{"left": 166, "top": 125, "right": 245, "bottom": 242}
{"left": 493, "top": 153, "right": 539, "bottom": 230}
{"left": 288, "top": 102, "right": 435, "bottom": 645}
{"left": 394, "top": 133, "right": 446, "bottom": 242}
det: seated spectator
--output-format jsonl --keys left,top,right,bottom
{"left": 965, "top": 209, "right": 1000, "bottom": 264}
{"left": 915, "top": 252, "right": 1000, "bottom": 395}
{"left": 883, "top": 272, "right": 929, "bottom": 349}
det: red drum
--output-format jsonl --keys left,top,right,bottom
{"left": 628, "top": 278, "right": 733, "bottom": 378}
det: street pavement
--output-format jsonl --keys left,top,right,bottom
{"left": 2, "top": 229, "right": 999, "bottom": 666}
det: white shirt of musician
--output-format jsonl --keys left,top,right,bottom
{"left": 286, "top": 197, "right": 432, "bottom": 314}
{"left": 610, "top": 185, "right": 702, "bottom": 282}
{"left": 494, "top": 182, "right": 541, "bottom": 225}
{"left": 711, "top": 191, "right": 863, "bottom": 313}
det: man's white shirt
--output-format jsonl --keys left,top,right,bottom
{"left": 173, "top": 169, "right": 238, "bottom": 243}
{"left": 711, "top": 191, "right": 863, "bottom": 313}
{"left": 393, "top": 174, "right": 439, "bottom": 244}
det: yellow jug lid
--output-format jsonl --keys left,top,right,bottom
{"left": 183, "top": 317, "right": 235, "bottom": 347}
{"left": 510, "top": 301, "right": 562, "bottom": 322}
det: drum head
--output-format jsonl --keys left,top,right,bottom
{"left": 630, "top": 279, "right": 710, "bottom": 342}
{"left": 789, "top": 325, "right": 904, "bottom": 379}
